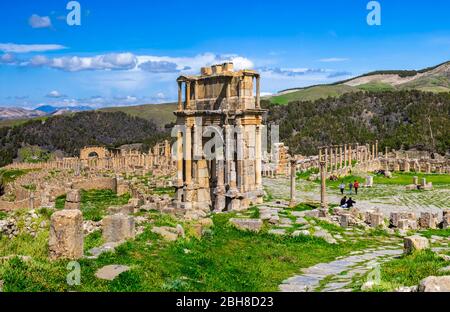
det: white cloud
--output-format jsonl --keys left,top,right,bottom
{"left": 29, "top": 14, "right": 52, "bottom": 28}
{"left": 0, "top": 53, "right": 16, "bottom": 64}
{"left": 31, "top": 53, "right": 137, "bottom": 72}
{"left": 0, "top": 43, "right": 67, "bottom": 53}
{"left": 46, "top": 90, "right": 66, "bottom": 98}
{"left": 319, "top": 57, "right": 349, "bottom": 62}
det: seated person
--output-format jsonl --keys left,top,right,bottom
{"left": 340, "top": 196, "right": 347, "bottom": 208}
{"left": 346, "top": 197, "right": 356, "bottom": 208}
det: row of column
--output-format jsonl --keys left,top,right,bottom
{"left": 318, "top": 141, "right": 379, "bottom": 173}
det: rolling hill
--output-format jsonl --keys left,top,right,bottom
{"left": 270, "top": 60, "right": 450, "bottom": 105}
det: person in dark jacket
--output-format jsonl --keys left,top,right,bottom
{"left": 346, "top": 197, "right": 356, "bottom": 208}
{"left": 340, "top": 196, "right": 347, "bottom": 207}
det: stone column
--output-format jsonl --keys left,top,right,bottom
{"left": 184, "top": 125, "right": 192, "bottom": 185}
{"left": 339, "top": 146, "right": 343, "bottom": 169}
{"left": 49, "top": 209, "right": 83, "bottom": 260}
{"left": 324, "top": 148, "right": 328, "bottom": 173}
{"left": 356, "top": 143, "right": 360, "bottom": 163}
{"left": 255, "top": 125, "right": 262, "bottom": 189}
{"left": 344, "top": 144, "right": 347, "bottom": 168}
{"left": 372, "top": 143, "right": 375, "bottom": 161}
{"left": 348, "top": 145, "right": 352, "bottom": 168}
{"left": 177, "top": 81, "right": 182, "bottom": 111}
{"left": 255, "top": 76, "right": 261, "bottom": 108}
{"left": 185, "top": 81, "right": 191, "bottom": 109}
{"left": 289, "top": 159, "right": 297, "bottom": 207}
{"left": 375, "top": 140, "right": 379, "bottom": 159}
{"left": 320, "top": 161, "right": 328, "bottom": 209}
{"left": 335, "top": 147, "right": 339, "bottom": 171}
{"left": 236, "top": 124, "right": 244, "bottom": 192}
{"left": 176, "top": 129, "right": 183, "bottom": 186}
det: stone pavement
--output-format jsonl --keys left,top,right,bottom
{"left": 279, "top": 246, "right": 403, "bottom": 292}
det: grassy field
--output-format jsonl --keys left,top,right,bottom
{"left": 0, "top": 189, "right": 389, "bottom": 292}
{"left": 0, "top": 169, "right": 36, "bottom": 184}
{"left": 270, "top": 84, "right": 357, "bottom": 105}
{"left": 353, "top": 250, "right": 450, "bottom": 292}
{"left": 55, "top": 189, "right": 131, "bottom": 221}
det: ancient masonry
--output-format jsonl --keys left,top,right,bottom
{"left": 173, "top": 62, "right": 265, "bottom": 218}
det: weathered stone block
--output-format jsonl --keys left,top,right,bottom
{"left": 340, "top": 214, "right": 351, "bottom": 228}
{"left": 102, "top": 213, "right": 135, "bottom": 243}
{"left": 442, "top": 210, "right": 450, "bottom": 229}
{"left": 229, "top": 218, "right": 263, "bottom": 232}
{"left": 318, "top": 208, "right": 328, "bottom": 218}
{"left": 418, "top": 276, "right": 450, "bottom": 292}
{"left": 107, "top": 205, "right": 134, "bottom": 215}
{"left": 397, "top": 219, "right": 409, "bottom": 230}
{"left": 419, "top": 212, "right": 437, "bottom": 229}
{"left": 369, "top": 212, "right": 384, "bottom": 228}
{"left": 66, "top": 189, "right": 81, "bottom": 203}
{"left": 49, "top": 209, "right": 83, "bottom": 260}
{"left": 404, "top": 235, "right": 429, "bottom": 254}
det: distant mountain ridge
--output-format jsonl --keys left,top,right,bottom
{"left": 271, "top": 60, "right": 450, "bottom": 104}
{"left": 0, "top": 107, "right": 46, "bottom": 120}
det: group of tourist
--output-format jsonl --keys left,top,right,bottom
{"left": 338, "top": 179, "right": 359, "bottom": 208}
{"left": 340, "top": 196, "right": 356, "bottom": 208}
{"left": 339, "top": 180, "right": 359, "bottom": 195}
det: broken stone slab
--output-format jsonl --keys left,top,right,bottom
{"left": 49, "top": 209, "right": 84, "bottom": 260}
{"left": 151, "top": 226, "right": 179, "bottom": 241}
{"left": 404, "top": 235, "right": 430, "bottom": 254}
{"left": 128, "top": 197, "right": 144, "bottom": 208}
{"left": 292, "top": 230, "right": 310, "bottom": 237}
{"left": 102, "top": 213, "right": 135, "bottom": 243}
{"left": 305, "top": 209, "right": 320, "bottom": 218}
{"left": 295, "top": 217, "right": 308, "bottom": 225}
{"left": 397, "top": 219, "right": 409, "bottom": 230}
{"left": 107, "top": 205, "right": 134, "bottom": 215}
{"left": 418, "top": 276, "right": 450, "bottom": 292}
{"left": 65, "top": 189, "right": 81, "bottom": 210}
{"left": 291, "top": 211, "right": 307, "bottom": 217}
{"left": 229, "top": 218, "right": 263, "bottom": 232}
{"left": 268, "top": 229, "right": 286, "bottom": 236}
{"left": 95, "top": 265, "right": 130, "bottom": 281}
{"left": 86, "top": 241, "right": 122, "bottom": 259}
{"left": 396, "top": 286, "right": 418, "bottom": 292}
{"left": 313, "top": 230, "right": 337, "bottom": 244}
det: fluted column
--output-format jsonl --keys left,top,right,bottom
{"left": 255, "top": 76, "right": 261, "bottom": 108}
{"left": 255, "top": 125, "right": 262, "bottom": 189}
{"left": 184, "top": 126, "right": 192, "bottom": 185}
{"left": 177, "top": 81, "right": 182, "bottom": 111}
{"left": 320, "top": 161, "right": 328, "bottom": 208}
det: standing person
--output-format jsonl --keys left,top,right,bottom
{"left": 339, "top": 181, "right": 345, "bottom": 195}
{"left": 354, "top": 180, "right": 359, "bottom": 195}
{"left": 348, "top": 181, "right": 353, "bottom": 194}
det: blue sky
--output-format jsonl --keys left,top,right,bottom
{"left": 0, "top": 0, "right": 449, "bottom": 109}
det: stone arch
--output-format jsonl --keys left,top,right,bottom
{"left": 80, "top": 147, "right": 110, "bottom": 160}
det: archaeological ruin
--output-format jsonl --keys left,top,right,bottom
{"left": 172, "top": 62, "right": 265, "bottom": 218}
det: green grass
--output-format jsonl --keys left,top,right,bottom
{"left": 420, "top": 228, "right": 450, "bottom": 238}
{"left": 0, "top": 212, "right": 385, "bottom": 292}
{"left": 270, "top": 85, "right": 357, "bottom": 105}
{"left": 356, "top": 82, "right": 396, "bottom": 92}
{"left": 99, "top": 103, "right": 177, "bottom": 128}
{"left": 355, "top": 250, "right": 449, "bottom": 292}
{"left": 55, "top": 189, "right": 131, "bottom": 221}
{"left": 0, "top": 169, "right": 35, "bottom": 184}
{"left": 372, "top": 172, "right": 450, "bottom": 185}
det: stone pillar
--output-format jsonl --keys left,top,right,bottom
{"left": 255, "top": 125, "right": 262, "bottom": 189}
{"left": 320, "top": 161, "right": 328, "bottom": 209}
{"left": 356, "top": 143, "right": 360, "bottom": 163}
{"left": 185, "top": 81, "right": 191, "bottom": 109}
{"left": 372, "top": 143, "right": 375, "bottom": 161}
{"left": 339, "top": 146, "right": 343, "bottom": 169}
{"left": 236, "top": 124, "right": 244, "bottom": 192}
{"left": 324, "top": 148, "right": 328, "bottom": 173}
{"left": 176, "top": 129, "right": 183, "bottom": 187}
{"left": 348, "top": 145, "right": 352, "bottom": 168}
{"left": 177, "top": 81, "right": 182, "bottom": 111}
{"left": 375, "top": 140, "right": 379, "bottom": 159}
{"left": 289, "top": 159, "right": 297, "bottom": 207}
{"left": 102, "top": 213, "right": 135, "bottom": 243}
{"left": 65, "top": 189, "right": 81, "bottom": 210}
{"left": 344, "top": 144, "right": 347, "bottom": 167}
{"left": 413, "top": 176, "right": 419, "bottom": 185}
{"left": 255, "top": 76, "right": 261, "bottom": 108}
{"left": 184, "top": 126, "right": 192, "bottom": 185}
{"left": 49, "top": 209, "right": 83, "bottom": 260}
